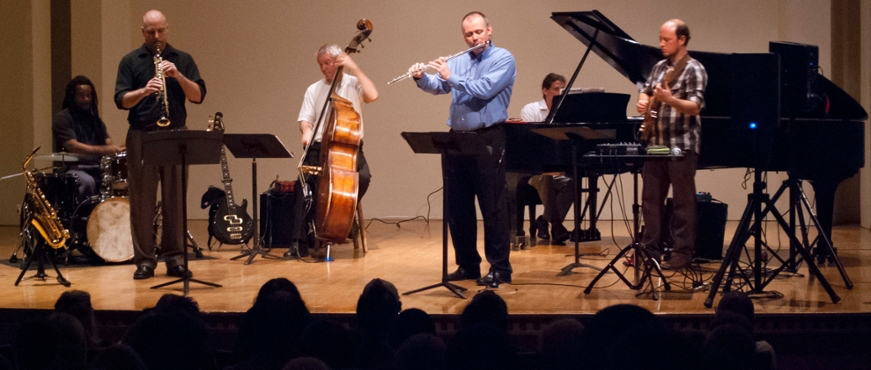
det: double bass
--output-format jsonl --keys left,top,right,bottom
{"left": 299, "top": 19, "right": 373, "bottom": 244}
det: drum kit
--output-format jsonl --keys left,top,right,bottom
{"left": 16, "top": 151, "right": 134, "bottom": 264}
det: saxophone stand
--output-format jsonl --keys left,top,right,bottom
{"left": 223, "top": 134, "right": 293, "bottom": 265}
{"left": 400, "top": 132, "right": 493, "bottom": 299}
{"left": 583, "top": 155, "right": 673, "bottom": 299}
{"left": 15, "top": 216, "right": 71, "bottom": 287}
{"left": 144, "top": 130, "right": 223, "bottom": 295}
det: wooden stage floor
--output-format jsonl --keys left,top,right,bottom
{"left": 1, "top": 218, "right": 869, "bottom": 317}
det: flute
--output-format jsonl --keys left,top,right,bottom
{"left": 386, "top": 41, "right": 490, "bottom": 85}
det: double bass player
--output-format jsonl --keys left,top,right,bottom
{"left": 292, "top": 43, "right": 378, "bottom": 257}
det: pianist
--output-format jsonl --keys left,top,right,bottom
{"left": 635, "top": 19, "right": 708, "bottom": 270}
{"left": 519, "top": 73, "right": 573, "bottom": 243}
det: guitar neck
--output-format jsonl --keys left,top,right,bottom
{"left": 219, "top": 145, "right": 237, "bottom": 212}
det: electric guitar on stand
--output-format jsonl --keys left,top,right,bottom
{"left": 208, "top": 112, "right": 254, "bottom": 245}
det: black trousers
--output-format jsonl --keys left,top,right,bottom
{"left": 291, "top": 141, "right": 371, "bottom": 254}
{"left": 445, "top": 127, "right": 512, "bottom": 276}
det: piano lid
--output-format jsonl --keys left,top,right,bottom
{"left": 551, "top": 10, "right": 868, "bottom": 121}
{"left": 551, "top": 10, "right": 661, "bottom": 88}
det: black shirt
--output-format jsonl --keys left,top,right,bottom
{"left": 52, "top": 107, "right": 108, "bottom": 164}
{"left": 113, "top": 43, "right": 206, "bottom": 131}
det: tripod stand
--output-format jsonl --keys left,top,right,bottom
{"left": 144, "top": 130, "right": 223, "bottom": 295}
{"left": 703, "top": 169, "right": 839, "bottom": 307}
{"left": 584, "top": 158, "right": 670, "bottom": 299}
{"left": 770, "top": 178, "right": 851, "bottom": 287}
{"left": 15, "top": 201, "right": 71, "bottom": 287}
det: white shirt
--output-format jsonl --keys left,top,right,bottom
{"left": 298, "top": 73, "right": 364, "bottom": 143}
{"left": 520, "top": 99, "right": 548, "bottom": 122}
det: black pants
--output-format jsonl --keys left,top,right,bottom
{"left": 291, "top": 141, "right": 371, "bottom": 254}
{"left": 445, "top": 127, "right": 512, "bottom": 276}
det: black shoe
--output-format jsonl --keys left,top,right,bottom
{"left": 476, "top": 271, "right": 512, "bottom": 285}
{"left": 133, "top": 264, "right": 154, "bottom": 280}
{"left": 166, "top": 265, "right": 193, "bottom": 278}
{"left": 446, "top": 267, "right": 480, "bottom": 281}
{"left": 551, "top": 223, "right": 570, "bottom": 244}
{"left": 662, "top": 253, "right": 691, "bottom": 270}
{"left": 536, "top": 216, "right": 550, "bottom": 239}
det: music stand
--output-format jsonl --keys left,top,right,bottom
{"left": 144, "top": 130, "right": 223, "bottom": 295}
{"left": 400, "top": 131, "right": 491, "bottom": 299}
{"left": 530, "top": 126, "right": 610, "bottom": 276}
{"left": 223, "top": 134, "right": 293, "bottom": 264}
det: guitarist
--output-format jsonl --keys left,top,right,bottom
{"left": 293, "top": 44, "right": 379, "bottom": 256}
{"left": 635, "top": 19, "right": 707, "bottom": 270}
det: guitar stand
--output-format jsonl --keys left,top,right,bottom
{"left": 584, "top": 170, "right": 670, "bottom": 299}
{"left": 15, "top": 225, "right": 70, "bottom": 287}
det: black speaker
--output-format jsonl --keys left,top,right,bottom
{"left": 695, "top": 200, "right": 728, "bottom": 260}
{"left": 259, "top": 191, "right": 296, "bottom": 248}
{"left": 730, "top": 53, "right": 780, "bottom": 131}
{"left": 663, "top": 197, "right": 728, "bottom": 260}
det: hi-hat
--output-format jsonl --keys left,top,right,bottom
{"left": 33, "top": 152, "right": 80, "bottom": 162}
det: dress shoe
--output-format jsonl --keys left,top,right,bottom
{"left": 551, "top": 223, "right": 570, "bottom": 244}
{"left": 166, "top": 265, "right": 193, "bottom": 278}
{"left": 476, "top": 271, "right": 512, "bottom": 286}
{"left": 662, "top": 253, "right": 691, "bottom": 270}
{"left": 536, "top": 216, "right": 550, "bottom": 239}
{"left": 446, "top": 267, "right": 480, "bottom": 281}
{"left": 133, "top": 264, "right": 154, "bottom": 280}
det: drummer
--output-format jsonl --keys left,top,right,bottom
{"left": 52, "top": 75, "right": 124, "bottom": 200}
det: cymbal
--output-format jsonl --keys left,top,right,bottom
{"left": 33, "top": 152, "right": 81, "bottom": 162}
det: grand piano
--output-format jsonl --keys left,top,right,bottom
{"left": 505, "top": 11, "right": 867, "bottom": 248}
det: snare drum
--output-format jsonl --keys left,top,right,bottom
{"left": 71, "top": 196, "right": 134, "bottom": 263}
{"left": 101, "top": 152, "right": 128, "bottom": 196}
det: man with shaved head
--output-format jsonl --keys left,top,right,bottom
{"left": 407, "top": 11, "right": 516, "bottom": 286}
{"left": 636, "top": 19, "right": 707, "bottom": 270}
{"left": 115, "top": 9, "right": 206, "bottom": 280}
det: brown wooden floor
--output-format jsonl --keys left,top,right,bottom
{"left": 1, "top": 218, "right": 868, "bottom": 316}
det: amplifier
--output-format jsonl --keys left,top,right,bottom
{"left": 259, "top": 191, "right": 297, "bottom": 248}
{"left": 663, "top": 197, "right": 728, "bottom": 260}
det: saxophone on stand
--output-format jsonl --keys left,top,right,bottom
{"left": 22, "top": 147, "right": 70, "bottom": 249}
{"left": 154, "top": 45, "right": 171, "bottom": 128}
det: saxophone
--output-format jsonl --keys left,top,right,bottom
{"left": 22, "top": 147, "right": 69, "bottom": 249}
{"left": 154, "top": 45, "right": 171, "bottom": 128}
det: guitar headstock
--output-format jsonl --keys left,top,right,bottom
{"left": 344, "top": 19, "right": 373, "bottom": 54}
{"left": 208, "top": 112, "right": 225, "bottom": 132}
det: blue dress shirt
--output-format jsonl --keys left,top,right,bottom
{"left": 416, "top": 43, "right": 516, "bottom": 131}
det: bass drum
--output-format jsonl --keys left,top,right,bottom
{"left": 72, "top": 197, "right": 134, "bottom": 263}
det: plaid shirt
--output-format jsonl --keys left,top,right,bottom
{"left": 641, "top": 57, "right": 707, "bottom": 153}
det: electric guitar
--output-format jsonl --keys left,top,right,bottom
{"left": 208, "top": 112, "right": 254, "bottom": 244}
